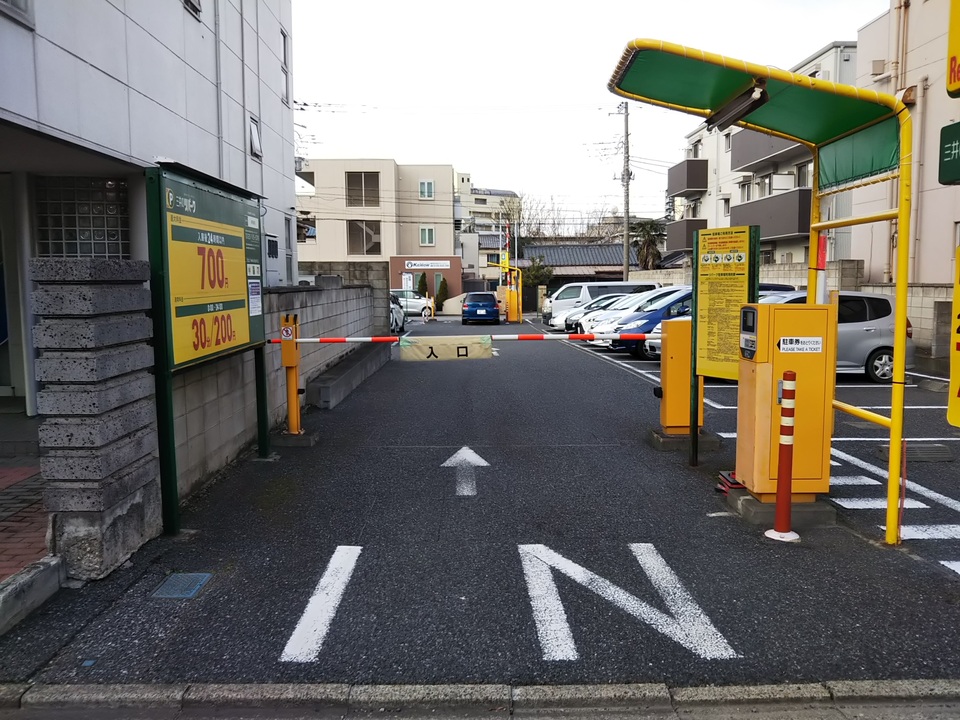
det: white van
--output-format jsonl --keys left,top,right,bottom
{"left": 542, "top": 281, "right": 661, "bottom": 323}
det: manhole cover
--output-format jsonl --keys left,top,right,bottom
{"left": 877, "top": 444, "right": 955, "bottom": 463}
{"left": 151, "top": 573, "right": 212, "bottom": 599}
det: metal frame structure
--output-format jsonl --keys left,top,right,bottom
{"left": 608, "top": 39, "right": 912, "bottom": 544}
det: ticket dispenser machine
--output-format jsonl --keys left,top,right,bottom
{"left": 736, "top": 304, "right": 838, "bottom": 503}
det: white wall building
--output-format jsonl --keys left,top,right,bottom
{"left": 0, "top": 0, "right": 297, "bottom": 414}
{"left": 454, "top": 172, "right": 517, "bottom": 287}
{"left": 296, "top": 158, "right": 455, "bottom": 267}
{"left": 852, "top": 0, "right": 959, "bottom": 285}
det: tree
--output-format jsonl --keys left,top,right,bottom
{"left": 417, "top": 273, "right": 428, "bottom": 297}
{"left": 522, "top": 255, "right": 553, "bottom": 287}
{"left": 629, "top": 218, "right": 665, "bottom": 271}
{"left": 435, "top": 277, "right": 449, "bottom": 313}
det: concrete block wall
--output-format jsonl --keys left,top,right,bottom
{"left": 31, "top": 259, "right": 161, "bottom": 580}
{"left": 860, "top": 283, "right": 954, "bottom": 354}
{"left": 299, "top": 261, "right": 390, "bottom": 332}
{"left": 629, "top": 260, "right": 865, "bottom": 291}
{"left": 171, "top": 285, "right": 375, "bottom": 497}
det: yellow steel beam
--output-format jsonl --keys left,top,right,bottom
{"left": 811, "top": 209, "right": 899, "bottom": 232}
{"left": 832, "top": 400, "right": 892, "bottom": 429}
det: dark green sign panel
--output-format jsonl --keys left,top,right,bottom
{"left": 939, "top": 121, "right": 960, "bottom": 185}
{"left": 147, "top": 168, "right": 265, "bottom": 371}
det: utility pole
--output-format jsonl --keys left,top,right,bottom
{"left": 618, "top": 102, "right": 631, "bottom": 280}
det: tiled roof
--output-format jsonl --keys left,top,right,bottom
{"left": 478, "top": 235, "right": 504, "bottom": 249}
{"left": 524, "top": 244, "right": 638, "bottom": 267}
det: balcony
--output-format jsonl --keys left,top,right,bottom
{"left": 665, "top": 218, "right": 708, "bottom": 251}
{"left": 730, "top": 130, "right": 808, "bottom": 173}
{"left": 666, "top": 159, "right": 708, "bottom": 198}
{"left": 730, "top": 188, "right": 811, "bottom": 240}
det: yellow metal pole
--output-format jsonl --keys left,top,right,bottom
{"left": 518, "top": 269, "right": 524, "bottom": 323}
{"left": 286, "top": 365, "right": 301, "bottom": 435}
{"left": 811, "top": 209, "right": 899, "bottom": 232}
{"left": 807, "top": 152, "right": 821, "bottom": 304}
{"left": 832, "top": 400, "right": 892, "bottom": 429}
{"left": 886, "top": 107, "right": 912, "bottom": 545}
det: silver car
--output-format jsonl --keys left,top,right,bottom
{"left": 760, "top": 291, "right": 915, "bottom": 383}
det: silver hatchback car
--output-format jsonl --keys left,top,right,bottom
{"left": 760, "top": 291, "right": 916, "bottom": 383}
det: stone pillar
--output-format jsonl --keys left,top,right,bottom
{"left": 31, "top": 259, "right": 162, "bottom": 580}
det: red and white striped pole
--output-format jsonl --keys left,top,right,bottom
{"left": 765, "top": 370, "right": 801, "bottom": 543}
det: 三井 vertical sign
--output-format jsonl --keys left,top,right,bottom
{"left": 949, "top": 246, "right": 960, "bottom": 428}
{"left": 154, "top": 171, "right": 265, "bottom": 369}
{"left": 694, "top": 226, "right": 758, "bottom": 380}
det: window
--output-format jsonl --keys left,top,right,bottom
{"left": 724, "top": 133, "right": 732, "bottom": 152}
{"left": 419, "top": 180, "right": 434, "bottom": 200}
{"left": 760, "top": 249, "right": 775, "bottom": 264}
{"left": 419, "top": 226, "right": 435, "bottom": 246}
{"left": 280, "top": 30, "right": 290, "bottom": 105}
{"left": 0, "top": 0, "right": 33, "bottom": 26}
{"left": 685, "top": 198, "right": 701, "bottom": 218}
{"left": 554, "top": 286, "right": 582, "bottom": 301}
{"left": 756, "top": 174, "right": 772, "bottom": 198}
{"left": 739, "top": 182, "right": 752, "bottom": 203}
{"left": 345, "top": 172, "right": 379, "bottom": 207}
{"left": 865, "top": 296, "right": 892, "bottom": 320}
{"left": 249, "top": 118, "right": 263, "bottom": 159}
{"left": 182, "top": 0, "right": 201, "bottom": 20}
{"left": 434, "top": 273, "right": 443, "bottom": 294}
{"left": 475, "top": 198, "right": 487, "bottom": 206}
{"left": 486, "top": 253, "right": 500, "bottom": 264}
{"left": 796, "top": 161, "right": 813, "bottom": 188}
{"left": 689, "top": 141, "right": 702, "bottom": 159}
{"left": 266, "top": 235, "right": 279, "bottom": 259}
{"left": 722, "top": 198, "right": 730, "bottom": 216}
{"left": 837, "top": 296, "right": 869, "bottom": 324}
{"left": 347, "top": 220, "right": 381, "bottom": 255}
{"left": 35, "top": 177, "right": 130, "bottom": 259}
{"left": 284, "top": 216, "right": 292, "bottom": 250}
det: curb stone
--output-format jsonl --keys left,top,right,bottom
{"left": 0, "top": 685, "right": 28, "bottom": 709}
{"left": 21, "top": 684, "right": 187, "bottom": 708}
{"left": 0, "top": 556, "right": 64, "bottom": 637}
{"left": 825, "top": 679, "right": 960, "bottom": 701}
{"left": 349, "top": 684, "right": 511, "bottom": 710}
{"left": 670, "top": 683, "right": 831, "bottom": 705}
{"left": 183, "top": 683, "right": 350, "bottom": 708}
{"left": 512, "top": 684, "right": 672, "bottom": 709}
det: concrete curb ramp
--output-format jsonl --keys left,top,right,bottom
{"left": 0, "top": 557, "right": 64, "bottom": 637}
{"left": 3, "top": 680, "right": 960, "bottom": 713}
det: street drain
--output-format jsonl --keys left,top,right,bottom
{"left": 151, "top": 572, "right": 212, "bottom": 599}
{"left": 877, "top": 444, "right": 955, "bottom": 462}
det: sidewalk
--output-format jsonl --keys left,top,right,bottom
{"left": 0, "top": 458, "right": 47, "bottom": 583}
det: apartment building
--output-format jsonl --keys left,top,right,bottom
{"left": 665, "top": 42, "right": 857, "bottom": 265}
{"left": 0, "top": 0, "right": 296, "bottom": 415}
{"left": 296, "top": 158, "right": 459, "bottom": 294}
{"left": 852, "top": 0, "right": 959, "bottom": 286}
{"left": 455, "top": 172, "right": 518, "bottom": 289}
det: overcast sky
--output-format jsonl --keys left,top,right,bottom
{"left": 291, "top": 0, "right": 890, "bottom": 230}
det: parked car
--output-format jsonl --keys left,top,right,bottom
{"left": 760, "top": 291, "right": 915, "bottom": 383}
{"left": 644, "top": 291, "right": 915, "bottom": 383}
{"left": 390, "top": 289, "right": 432, "bottom": 317}
{"left": 542, "top": 281, "right": 661, "bottom": 323}
{"left": 389, "top": 293, "right": 406, "bottom": 334}
{"left": 462, "top": 292, "right": 501, "bottom": 325}
{"left": 611, "top": 288, "right": 694, "bottom": 358}
{"left": 579, "top": 286, "right": 687, "bottom": 336}
{"left": 549, "top": 293, "right": 627, "bottom": 332}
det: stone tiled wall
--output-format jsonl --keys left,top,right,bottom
{"left": 172, "top": 285, "right": 375, "bottom": 497}
{"left": 32, "top": 259, "right": 161, "bottom": 580}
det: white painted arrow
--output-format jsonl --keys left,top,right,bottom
{"left": 441, "top": 446, "right": 490, "bottom": 496}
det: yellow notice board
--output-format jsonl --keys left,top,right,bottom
{"left": 399, "top": 336, "right": 493, "bottom": 361}
{"left": 167, "top": 212, "right": 256, "bottom": 367}
{"left": 694, "top": 226, "right": 758, "bottom": 380}
{"left": 949, "top": 0, "right": 960, "bottom": 98}
{"left": 949, "top": 246, "right": 960, "bottom": 427}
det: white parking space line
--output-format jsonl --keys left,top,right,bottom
{"left": 831, "top": 476, "right": 882, "bottom": 486}
{"left": 941, "top": 561, "right": 960, "bottom": 576}
{"left": 718, "top": 433, "right": 960, "bottom": 443}
{"left": 835, "top": 498, "right": 929, "bottom": 509}
{"left": 281, "top": 546, "right": 363, "bottom": 662}
{"left": 830, "top": 460, "right": 841, "bottom": 466}
{"left": 888, "top": 525, "right": 960, "bottom": 540}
